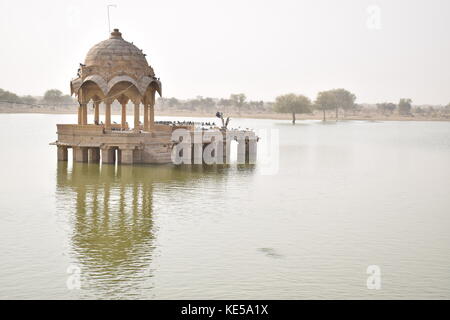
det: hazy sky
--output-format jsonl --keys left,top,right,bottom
{"left": 0, "top": 0, "right": 449, "bottom": 104}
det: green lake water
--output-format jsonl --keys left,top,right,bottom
{"left": 0, "top": 114, "right": 449, "bottom": 299}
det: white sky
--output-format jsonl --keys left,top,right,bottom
{"left": 0, "top": 0, "right": 449, "bottom": 104}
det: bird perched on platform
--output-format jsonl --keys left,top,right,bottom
{"left": 216, "top": 111, "right": 230, "bottom": 129}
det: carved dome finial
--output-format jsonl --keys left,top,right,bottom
{"left": 110, "top": 28, "right": 122, "bottom": 39}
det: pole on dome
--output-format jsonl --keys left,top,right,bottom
{"left": 107, "top": 4, "right": 117, "bottom": 33}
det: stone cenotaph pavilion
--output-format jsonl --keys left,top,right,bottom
{"left": 53, "top": 29, "right": 257, "bottom": 165}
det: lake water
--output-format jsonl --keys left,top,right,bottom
{"left": 0, "top": 113, "right": 449, "bottom": 299}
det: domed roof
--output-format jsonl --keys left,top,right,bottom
{"left": 83, "top": 29, "right": 154, "bottom": 80}
{"left": 71, "top": 29, "right": 162, "bottom": 99}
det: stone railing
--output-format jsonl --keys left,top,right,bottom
{"left": 57, "top": 124, "right": 104, "bottom": 135}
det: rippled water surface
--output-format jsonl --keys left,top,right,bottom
{"left": 0, "top": 114, "right": 449, "bottom": 299}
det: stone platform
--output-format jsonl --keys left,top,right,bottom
{"left": 52, "top": 124, "right": 257, "bottom": 165}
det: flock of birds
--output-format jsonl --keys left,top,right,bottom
{"left": 156, "top": 120, "right": 217, "bottom": 130}
{"left": 106, "top": 116, "right": 253, "bottom": 132}
{"left": 155, "top": 120, "right": 252, "bottom": 132}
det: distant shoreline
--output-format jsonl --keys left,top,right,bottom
{"left": 1, "top": 108, "right": 449, "bottom": 122}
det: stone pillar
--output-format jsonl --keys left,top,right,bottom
{"left": 192, "top": 143, "right": 203, "bottom": 164}
{"left": 202, "top": 143, "right": 208, "bottom": 164}
{"left": 77, "top": 106, "right": 82, "bottom": 125}
{"left": 101, "top": 147, "right": 115, "bottom": 164}
{"left": 73, "top": 147, "right": 88, "bottom": 162}
{"left": 243, "top": 136, "right": 257, "bottom": 164}
{"left": 121, "top": 103, "right": 127, "bottom": 130}
{"left": 94, "top": 102, "right": 100, "bottom": 124}
{"left": 81, "top": 103, "right": 88, "bottom": 125}
{"left": 202, "top": 141, "right": 223, "bottom": 164}
{"left": 88, "top": 148, "right": 100, "bottom": 163}
{"left": 117, "top": 149, "right": 122, "bottom": 164}
{"left": 120, "top": 148, "right": 134, "bottom": 164}
{"left": 149, "top": 105, "right": 155, "bottom": 131}
{"left": 134, "top": 102, "right": 140, "bottom": 132}
{"left": 105, "top": 101, "right": 112, "bottom": 130}
{"left": 192, "top": 132, "right": 203, "bottom": 164}
{"left": 223, "top": 137, "right": 231, "bottom": 164}
{"left": 237, "top": 140, "right": 246, "bottom": 164}
{"left": 245, "top": 139, "right": 250, "bottom": 164}
{"left": 134, "top": 149, "right": 142, "bottom": 163}
{"left": 144, "top": 104, "right": 149, "bottom": 131}
{"left": 57, "top": 146, "right": 68, "bottom": 161}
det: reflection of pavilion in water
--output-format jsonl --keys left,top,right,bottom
{"left": 56, "top": 162, "right": 245, "bottom": 298}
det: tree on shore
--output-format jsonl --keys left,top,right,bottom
{"left": 0, "top": 88, "right": 21, "bottom": 103}
{"left": 42, "top": 89, "right": 74, "bottom": 105}
{"left": 167, "top": 97, "right": 180, "bottom": 109}
{"left": 43, "top": 89, "right": 63, "bottom": 104}
{"left": 331, "top": 88, "right": 356, "bottom": 120}
{"left": 445, "top": 103, "right": 450, "bottom": 115}
{"left": 315, "top": 89, "right": 356, "bottom": 121}
{"left": 0, "top": 88, "right": 39, "bottom": 107}
{"left": 376, "top": 102, "right": 396, "bottom": 115}
{"left": 274, "top": 93, "right": 311, "bottom": 124}
{"left": 315, "top": 91, "right": 335, "bottom": 121}
{"left": 217, "top": 98, "right": 232, "bottom": 114}
{"left": 248, "top": 100, "right": 265, "bottom": 112}
{"left": 398, "top": 98, "right": 412, "bottom": 115}
{"left": 21, "top": 95, "right": 37, "bottom": 105}
{"left": 200, "top": 97, "right": 216, "bottom": 113}
{"left": 230, "top": 93, "right": 246, "bottom": 115}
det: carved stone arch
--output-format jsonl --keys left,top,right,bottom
{"left": 143, "top": 87, "right": 155, "bottom": 105}
{"left": 107, "top": 78, "right": 142, "bottom": 104}
{"left": 138, "top": 77, "right": 162, "bottom": 97}
{"left": 83, "top": 75, "right": 108, "bottom": 95}
{"left": 70, "top": 78, "right": 82, "bottom": 96}
{"left": 107, "top": 76, "right": 139, "bottom": 93}
{"left": 79, "top": 80, "right": 106, "bottom": 104}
